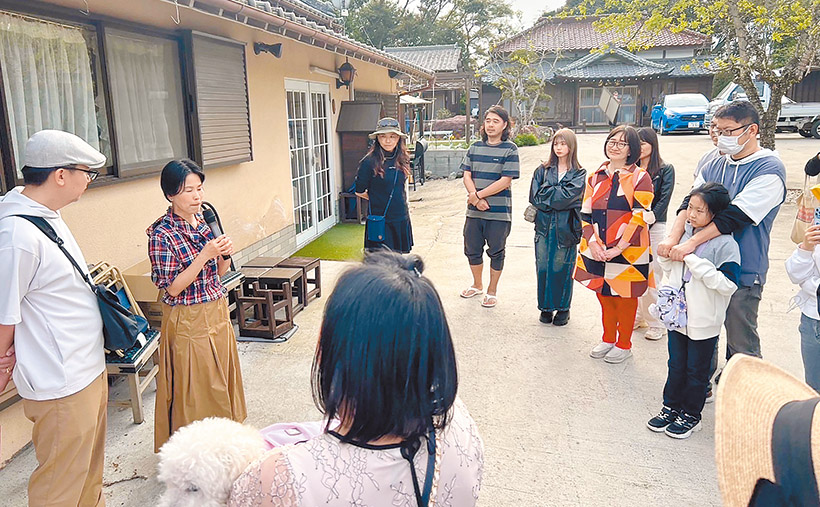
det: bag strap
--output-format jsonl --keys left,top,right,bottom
{"left": 13, "top": 215, "right": 96, "bottom": 292}
{"left": 371, "top": 168, "right": 400, "bottom": 219}
{"left": 681, "top": 241, "right": 710, "bottom": 283}
{"left": 400, "top": 424, "right": 438, "bottom": 507}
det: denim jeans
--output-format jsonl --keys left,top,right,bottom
{"left": 663, "top": 331, "right": 718, "bottom": 418}
{"left": 534, "top": 225, "right": 576, "bottom": 312}
{"left": 799, "top": 314, "right": 820, "bottom": 391}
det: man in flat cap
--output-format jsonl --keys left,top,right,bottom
{"left": 0, "top": 130, "right": 108, "bottom": 506}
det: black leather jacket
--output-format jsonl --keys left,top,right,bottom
{"left": 650, "top": 163, "right": 676, "bottom": 225}
{"left": 529, "top": 164, "right": 586, "bottom": 247}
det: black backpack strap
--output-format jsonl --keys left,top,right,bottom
{"left": 14, "top": 215, "right": 95, "bottom": 291}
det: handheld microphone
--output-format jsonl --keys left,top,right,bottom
{"left": 202, "top": 208, "right": 230, "bottom": 260}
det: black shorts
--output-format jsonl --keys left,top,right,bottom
{"left": 463, "top": 217, "right": 512, "bottom": 271}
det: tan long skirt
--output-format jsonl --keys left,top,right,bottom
{"left": 154, "top": 297, "right": 247, "bottom": 452}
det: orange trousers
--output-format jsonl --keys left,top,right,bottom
{"left": 596, "top": 293, "right": 639, "bottom": 350}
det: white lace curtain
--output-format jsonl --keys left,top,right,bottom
{"left": 105, "top": 30, "right": 185, "bottom": 172}
{"left": 0, "top": 12, "right": 100, "bottom": 177}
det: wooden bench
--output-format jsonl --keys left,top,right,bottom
{"left": 340, "top": 192, "right": 367, "bottom": 224}
{"left": 277, "top": 257, "right": 321, "bottom": 305}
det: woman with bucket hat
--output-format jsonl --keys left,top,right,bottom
{"left": 354, "top": 117, "right": 414, "bottom": 253}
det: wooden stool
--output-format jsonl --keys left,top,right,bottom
{"left": 339, "top": 192, "right": 367, "bottom": 224}
{"left": 277, "top": 257, "right": 321, "bottom": 305}
{"left": 242, "top": 256, "right": 285, "bottom": 268}
{"left": 256, "top": 267, "right": 306, "bottom": 314}
{"left": 105, "top": 329, "right": 160, "bottom": 424}
{"left": 236, "top": 281, "right": 294, "bottom": 339}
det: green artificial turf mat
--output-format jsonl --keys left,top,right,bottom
{"left": 293, "top": 223, "right": 365, "bottom": 262}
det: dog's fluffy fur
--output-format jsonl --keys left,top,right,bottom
{"left": 157, "top": 417, "right": 267, "bottom": 507}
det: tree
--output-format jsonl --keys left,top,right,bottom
{"left": 569, "top": 0, "right": 820, "bottom": 149}
{"left": 342, "top": 0, "right": 515, "bottom": 67}
{"left": 487, "top": 48, "right": 554, "bottom": 134}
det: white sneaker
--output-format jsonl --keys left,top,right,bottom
{"left": 645, "top": 327, "right": 666, "bottom": 341}
{"left": 590, "top": 342, "right": 615, "bottom": 359}
{"left": 604, "top": 346, "right": 633, "bottom": 364}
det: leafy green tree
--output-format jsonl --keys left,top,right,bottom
{"left": 487, "top": 48, "right": 554, "bottom": 134}
{"left": 342, "top": 0, "right": 514, "bottom": 67}
{"left": 569, "top": 0, "right": 820, "bottom": 148}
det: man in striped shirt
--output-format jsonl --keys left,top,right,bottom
{"left": 459, "top": 106, "right": 520, "bottom": 308}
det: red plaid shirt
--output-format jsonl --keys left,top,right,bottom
{"left": 147, "top": 208, "right": 225, "bottom": 306}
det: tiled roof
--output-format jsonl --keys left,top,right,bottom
{"left": 665, "top": 57, "right": 715, "bottom": 77}
{"left": 383, "top": 45, "right": 462, "bottom": 72}
{"left": 495, "top": 16, "right": 711, "bottom": 54}
{"left": 478, "top": 49, "right": 714, "bottom": 83}
{"left": 296, "top": 0, "right": 336, "bottom": 17}
{"left": 179, "top": 0, "right": 434, "bottom": 79}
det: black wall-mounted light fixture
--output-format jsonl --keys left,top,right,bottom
{"left": 336, "top": 58, "right": 356, "bottom": 89}
{"left": 253, "top": 42, "right": 282, "bottom": 58}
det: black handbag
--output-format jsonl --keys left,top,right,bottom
{"left": 366, "top": 169, "right": 400, "bottom": 243}
{"left": 15, "top": 215, "right": 147, "bottom": 352}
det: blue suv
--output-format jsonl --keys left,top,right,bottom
{"left": 650, "top": 93, "right": 709, "bottom": 135}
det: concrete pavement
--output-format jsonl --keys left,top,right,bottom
{"left": 0, "top": 132, "right": 816, "bottom": 506}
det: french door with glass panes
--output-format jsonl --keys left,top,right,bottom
{"left": 285, "top": 80, "right": 335, "bottom": 246}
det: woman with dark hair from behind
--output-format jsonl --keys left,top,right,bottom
{"left": 635, "top": 127, "right": 676, "bottom": 341}
{"left": 148, "top": 159, "right": 246, "bottom": 453}
{"left": 229, "top": 251, "right": 484, "bottom": 506}
{"left": 355, "top": 117, "right": 414, "bottom": 253}
{"left": 529, "top": 128, "right": 586, "bottom": 326}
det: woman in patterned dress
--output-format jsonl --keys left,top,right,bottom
{"left": 229, "top": 252, "right": 484, "bottom": 506}
{"left": 574, "top": 126, "right": 655, "bottom": 364}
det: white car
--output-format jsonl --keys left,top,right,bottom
{"left": 706, "top": 81, "right": 820, "bottom": 139}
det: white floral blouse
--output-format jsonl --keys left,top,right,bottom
{"left": 229, "top": 399, "right": 484, "bottom": 506}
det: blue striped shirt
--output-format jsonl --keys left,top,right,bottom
{"left": 460, "top": 140, "right": 520, "bottom": 221}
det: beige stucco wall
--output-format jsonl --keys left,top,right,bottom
{"left": 38, "top": 0, "right": 397, "bottom": 269}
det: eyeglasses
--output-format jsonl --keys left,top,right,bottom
{"left": 68, "top": 167, "right": 100, "bottom": 182}
{"left": 713, "top": 124, "right": 752, "bottom": 137}
{"left": 606, "top": 140, "right": 628, "bottom": 149}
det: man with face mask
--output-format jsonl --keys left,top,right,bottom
{"left": 658, "top": 100, "right": 786, "bottom": 384}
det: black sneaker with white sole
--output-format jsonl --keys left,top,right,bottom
{"left": 665, "top": 412, "right": 702, "bottom": 439}
{"left": 647, "top": 406, "right": 679, "bottom": 432}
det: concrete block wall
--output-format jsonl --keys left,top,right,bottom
{"left": 233, "top": 224, "right": 298, "bottom": 267}
{"left": 425, "top": 149, "right": 468, "bottom": 178}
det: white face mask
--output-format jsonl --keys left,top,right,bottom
{"left": 717, "top": 126, "right": 751, "bottom": 156}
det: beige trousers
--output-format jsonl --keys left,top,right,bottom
{"left": 23, "top": 372, "right": 108, "bottom": 507}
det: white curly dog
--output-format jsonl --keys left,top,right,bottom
{"left": 156, "top": 417, "right": 267, "bottom": 507}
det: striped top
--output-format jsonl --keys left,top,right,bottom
{"left": 460, "top": 140, "right": 520, "bottom": 221}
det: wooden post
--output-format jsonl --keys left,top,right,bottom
{"left": 464, "top": 75, "right": 471, "bottom": 140}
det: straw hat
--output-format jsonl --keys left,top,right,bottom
{"left": 368, "top": 117, "right": 407, "bottom": 140}
{"left": 715, "top": 355, "right": 820, "bottom": 506}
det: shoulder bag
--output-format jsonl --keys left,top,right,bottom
{"left": 15, "top": 215, "right": 147, "bottom": 352}
{"left": 366, "top": 169, "right": 400, "bottom": 243}
{"left": 792, "top": 175, "right": 820, "bottom": 244}
{"left": 650, "top": 242, "right": 708, "bottom": 331}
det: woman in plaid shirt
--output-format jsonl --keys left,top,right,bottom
{"left": 148, "top": 159, "right": 246, "bottom": 453}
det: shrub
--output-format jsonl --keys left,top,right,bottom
{"left": 513, "top": 133, "right": 538, "bottom": 146}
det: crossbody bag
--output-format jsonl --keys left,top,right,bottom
{"left": 366, "top": 169, "right": 400, "bottom": 243}
{"left": 15, "top": 215, "right": 147, "bottom": 353}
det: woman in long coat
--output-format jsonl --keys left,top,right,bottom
{"left": 574, "top": 126, "right": 655, "bottom": 364}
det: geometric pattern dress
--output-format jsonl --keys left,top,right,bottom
{"left": 574, "top": 161, "right": 655, "bottom": 299}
